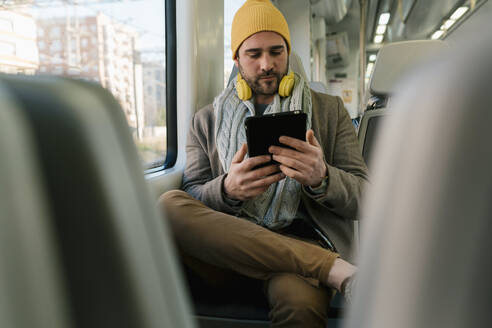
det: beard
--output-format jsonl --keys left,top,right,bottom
{"left": 238, "top": 60, "right": 289, "bottom": 96}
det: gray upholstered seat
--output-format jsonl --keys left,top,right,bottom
{"left": 0, "top": 78, "right": 69, "bottom": 328}
{"left": 347, "top": 23, "right": 492, "bottom": 328}
{"left": 358, "top": 40, "right": 448, "bottom": 167}
{"left": 197, "top": 51, "right": 344, "bottom": 328}
{"left": 0, "top": 75, "right": 194, "bottom": 328}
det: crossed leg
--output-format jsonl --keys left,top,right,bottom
{"left": 160, "top": 190, "right": 339, "bottom": 283}
{"left": 159, "top": 190, "right": 350, "bottom": 326}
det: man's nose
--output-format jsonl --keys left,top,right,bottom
{"left": 259, "top": 54, "right": 274, "bottom": 72}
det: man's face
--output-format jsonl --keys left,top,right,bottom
{"left": 234, "top": 31, "right": 289, "bottom": 98}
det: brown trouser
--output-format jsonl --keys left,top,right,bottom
{"left": 159, "top": 190, "right": 339, "bottom": 328}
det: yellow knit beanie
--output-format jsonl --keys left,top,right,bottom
{"left": 231, "top": 0, "right": 291, "bottom": 59}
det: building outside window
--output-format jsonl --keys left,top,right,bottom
{"left": 0, "top": 1, "right": 168, "bottom": 170}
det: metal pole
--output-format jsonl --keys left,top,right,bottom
{"left": 359, "top": 0, "right": 367, "bottom": 116}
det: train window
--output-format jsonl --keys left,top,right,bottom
{"left": 224, "top": 0, "right": 244, "bottom": 87}
{"left": 0, "top": 0, "right": 176, "bottom": 171}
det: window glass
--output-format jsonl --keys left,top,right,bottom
{"left": 0, "top": 1, "right": 167, "bottom": 170}
{"left": 224, "top": 0, "right": 244, "bottom": 88}
{"left": 0, "top": 41, "right": 15, "bottom": 55}
{"left": 0, "top": 18, "right": 13, "bottom": 32}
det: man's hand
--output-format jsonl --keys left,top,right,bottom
{"left": 269, "top": 129, "right": 327, "bottom": 187}
{"left": 224, "top": 144, "right": 286, "bottom": 201}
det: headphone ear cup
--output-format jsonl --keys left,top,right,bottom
{"left": 278, "top": 72, "right": 295, "bottom": 97}
{"left": 236, "top": 77, "right": 252, "bottom": 100}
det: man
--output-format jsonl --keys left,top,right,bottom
{"left": 160, "top": 0, "right": 368, "bottom": 326}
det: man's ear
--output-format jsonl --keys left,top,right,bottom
{"left": 233, "top": 58, "right": 239, "bottom": 67}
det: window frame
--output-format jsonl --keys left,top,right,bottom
{"left": 145, "top": 0, "right": 177, "bottom": 173}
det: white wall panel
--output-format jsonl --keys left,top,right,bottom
{"left": 277, "top": 0, "right": 312, "bottom": 79}
{"left": 148, "top": 0, "right": 224, "bottom": 197}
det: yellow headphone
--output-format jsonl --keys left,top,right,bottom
{"left": 236, "top": 71, "right": 295, "bottom": 101}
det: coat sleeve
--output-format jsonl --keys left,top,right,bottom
{"left": 303, "top": 97, "right": 369, "bottom": 220}
{"left": 181, "top": 113, "right": 242, "bottom": 215}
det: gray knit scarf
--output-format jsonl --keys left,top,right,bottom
{"left": 214, "top": 72, "right": 312, "bottom": 229}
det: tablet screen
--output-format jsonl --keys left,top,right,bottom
{"left": 245, "top": 111, "right": 307, "bottom": 161}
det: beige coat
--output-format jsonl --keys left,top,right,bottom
{"left": 182, "top": 91, "right": 368, "bottom": 260}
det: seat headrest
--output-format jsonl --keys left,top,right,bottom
{"left": 289, "top": 51, "right": 308, "bottom": 81}
{"left": 370, "top": 40, "right": 448, "bottom": 96}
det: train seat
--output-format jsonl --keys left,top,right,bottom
{"left": 358, "top": 40, "right": 448, "bottom": 167}
{"left": 0, "top": 75, "right": 194, "bottom": 328}
{"left": 0, "top": 79, "right": 70, "bottom": 328}
{"left": 189, "top": 52, "right": 344, "bottom": 328}
{"left": 347, "top": 27, "right": 492, "bottom": 328}
{"left": 289, "top": 51, "right": 309, "bottom": 81}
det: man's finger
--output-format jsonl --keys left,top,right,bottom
{"left": 232, "top": 143, "right": 248, "bottom": 163}
{"left": 272, "top": 154, "right": 309, "bottom": 172}
{"left": 279, "top": 164, "right": 303, "bottom": 183}
{"left": 241, "top": 164, "right": 280, "bottom": 184}
{"left": 243, "top": 154, "right": 272, "bottom": 170}
{"left": 278, "top": 135, "right": 309, "bottom": 152}
{"left": 306, "top": 129, "right": 321, "bottom": 147}
{"left": 269, "top": 145, "right": 302, "bottom": 159}
{"left": 250, "top": 164, "right": 280, "bottom": 177}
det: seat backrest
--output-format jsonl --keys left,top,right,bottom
{"left": 0, "top": 75, "right": 195, "bottom": 328}
{"left": 359, "top": 40, "right": 447, "bottom": 166}
{"left": 289, "top": 51, "right": 308, "bottom": 81}
{"left": 202, "top": 52, "right": 344, "bottom": 327}
{"left": 369, "top": 40, "right": 447, "bottom": 96}
{"left": 347, "top": 23, "right": 492, "bottom": 328}
{"left": 0, "top": 80, "right": 70, "bottom": 328}
{"left": 357, "top": 108, "right": 385, "bottom": 167}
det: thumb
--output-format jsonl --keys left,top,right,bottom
{"left": 232, "top": 143, "right": 248, "bottom": 163}
{"left": 306, "top": 129, "right": 321, "bottom": 147}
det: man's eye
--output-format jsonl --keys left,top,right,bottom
{"left": 271, "top": 51, "right": 281, "bottom": 56}
{"left": 250, "top": 53, "right": 261, "bottom": 58}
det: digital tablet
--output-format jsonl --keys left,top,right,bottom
{"left": 245, "top": 110, "right": 307, "bottom": 165}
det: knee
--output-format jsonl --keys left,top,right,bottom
{"left": 268, "top": 274, "right": 329, "bottom": 327}
{"left": 158, "top": 190, "right": 194, "bottom": 217}
{"left": 158, "top": 190, "right": 192, "bottom": 230}
{"left": 158, "top": 189, "right": 189, "bottom": 210}
{"left": 158, "top": 189, "right": 213, "bottom": 238}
